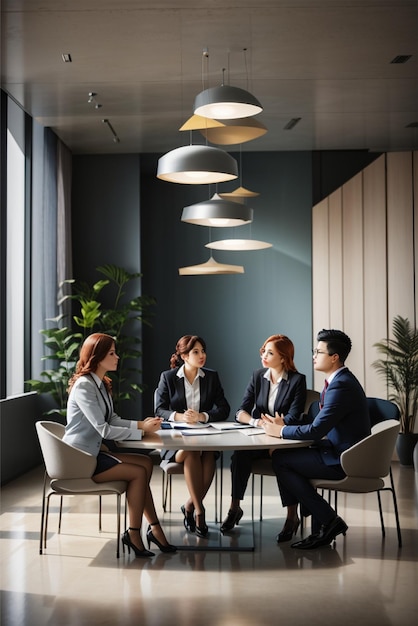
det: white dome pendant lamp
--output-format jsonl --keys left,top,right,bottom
{"left": 157, "top": 144, "right": 238, "bottom": 184}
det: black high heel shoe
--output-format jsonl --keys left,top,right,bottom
{"left": 276, "top": 517, "right": 300, "bottom": 543}
{"left": 122, "top": 528, "right": 155, "bottom": 558}
{"left": 220, "top": 507, "right": 243, "bottom": 533}
{"left": 181, "top": 505, "right": 196, "bottom": 533}
{"left": 146, "top": 522, "right": 177, "bottom": 553}
{"left": 195, "top": 511, "right": 209, "bottom": 538}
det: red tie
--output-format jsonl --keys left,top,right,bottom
{"left": 319, "top": 379, "right": 329, "bottom": 409}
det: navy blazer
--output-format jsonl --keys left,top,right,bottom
{"left": 237, "top": 368, "right": 307, "bottom": 424}
{"left": 154, "top": 367, "right": 230, "bottom": 422}
{"left": 282, "top": 368, "right": 371, "bottom": 465}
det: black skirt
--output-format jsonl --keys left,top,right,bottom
{"left": 93, "top": 451, "right": 121, "bottom": 476}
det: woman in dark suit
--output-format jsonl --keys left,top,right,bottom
{"left": 221, "top": 334, "right": 307, "bottom": 541}
{"left": 154, "top": 335, "right": 230, "bottom": 537}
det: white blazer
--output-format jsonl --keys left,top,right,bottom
{"left": 63, "top": 374, "right": 143, "bottom": 456}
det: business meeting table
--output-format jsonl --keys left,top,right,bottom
{"left": 117, "top": 422, "right": 313, "bottom": 552}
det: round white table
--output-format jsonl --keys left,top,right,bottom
{"left": 116, "top": 423, "right": 313, "bottom": 552}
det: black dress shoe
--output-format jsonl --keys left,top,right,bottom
{"left": 220, "top": 507, "right": 243, "bottom": 533}
{"left": 291, "top": 516, "right": 348, "bottom": 549}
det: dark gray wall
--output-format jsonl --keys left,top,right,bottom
{"left": 139, "top": 151, "right": 314, "bottom": 416}
{"left": 1, "top": 393, "right": 43, "bottom": 484}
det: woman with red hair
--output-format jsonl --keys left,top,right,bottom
{"left": 221, "top": 334, "right": 307, "bottom": 542}
{"left": 64, "top": 333, "right": 176, "bottom": 558}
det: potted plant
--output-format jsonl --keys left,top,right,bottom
{"left": 26, "top": 264, "right": 155, "bottom": 417}
{"left": 372, "top": 315, "right": 418, "bottom": 466}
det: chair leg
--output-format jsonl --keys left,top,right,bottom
{"left": 99, "top": 495, "right": 102, "bottom": 531}
{"left": 388, "top": 468, "right": 402, "bottom": 548}
{"left": 45, "top": 494, "right": 52, "bottom": 548}
{"left": 259, "top": 475, "right": 264, "bottom": 521}
{"left": 251, "top": 473, "right": 255, "bottom": 521}
{"left": 58, "top": 496, "right": 63, "bottom": 534}
{"left": 39, "top": 472, "right": 48, "bottom": 554}
{"left": 219, "top": 451, "right": 224, "bottom": 523}
{"left": 116, "top": 494, "right": 121, "bottom": 558}
{"left": 377, "top": 490, "right": 386, "bottom": 537}
{"left": 214, "top": 458, "right": 218, "bottom": 523}
{"left": 162, "top": 471, "right": 169, "bottom": 512}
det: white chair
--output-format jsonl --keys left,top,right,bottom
{"left": 36, "top": 421, "right": 127, "bottom": 558}
{"left": 250, "top": 389, "right": 320, "bottom": 521}
{"left": 310, "top": 418, "right": 402, "bottom": 547}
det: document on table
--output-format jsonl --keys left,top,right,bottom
{"left": 181, "top": 427, "right": 221, "bottom": 436}
{"left": 172, "top": 422, "right": 208, "bottom": 429}
{"left": 209, "top": 422, "right": 253, "bottom": 431}
{"left": 239, "top": 427, "right": 265, "bottom": 436}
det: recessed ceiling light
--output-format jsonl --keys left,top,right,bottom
{"left": 61, "top": 53, "right": 72, "bottom": 63}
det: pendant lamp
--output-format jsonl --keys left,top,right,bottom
{"left": 206, "top": 239, "right": 272, "bottom": 251}
{"left": 180, "top": 115, "right": 267, "bottom": 146}
{"left": 219, "top": 186, "right": 260, "bottom": 200}
{"left": 194, "top": 84, "right": 263, "bottom": 120}
{"left": 179, "top": 255, "right": 244, "bottom": 275}
{"left": 181, "top": 193, "right": 253, "bottom": 227}
{"left": 157, "top": 145, "right": 238, "bottom": 184}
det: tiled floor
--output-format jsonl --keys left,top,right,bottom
{"left": 1, "top": 457, "right": 418, "bottom": 626}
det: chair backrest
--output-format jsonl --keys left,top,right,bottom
{"left": 367, "top": 397, "right": 400, "bottom": 427}
{"left": 36, "top": 421, "right": 96, "bottom": 479}
{"left": 340, "top": 419, "right": 399, "bottom": 478}
{"left": 304, "top": 389, "right": 320, "bottom": 413}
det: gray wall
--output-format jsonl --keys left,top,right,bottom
{"left": 71, "top": 151, "right": 314, "bottom": 419}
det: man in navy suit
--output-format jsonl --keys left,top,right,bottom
{"left": 262, "top": 329, "right": 370, "bottom": 549}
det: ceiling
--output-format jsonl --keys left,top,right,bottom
{"left": 1, "top": 0, "right": 417, "bottom": 155}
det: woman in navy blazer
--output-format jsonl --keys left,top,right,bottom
{"left": 154, "top": 335, "right": 230, "bottom": 537}
{"left": 64, "top": 333, "right": 176, "bottom": 557}
{"left": 221, "top": 334, "right": 307, "bottom": 541}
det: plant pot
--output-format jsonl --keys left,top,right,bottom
{"left": 413, "top": 441, "right": 418, "bottom": 473}
{"left": 396, "top": 432, "right": 418, "bottom": 467}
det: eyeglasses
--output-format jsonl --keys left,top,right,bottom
{"left": 312, "top": 349, "right": 329, "bottom": 356}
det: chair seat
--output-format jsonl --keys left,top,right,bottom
{"left": 160, "top": 460, "right": 185, "bottom": 475}
{"left": 311, "top": 476, "right": 385, "bottom": 493}
{"left": 50, "top": 478, "right": 127, "bottom": 494}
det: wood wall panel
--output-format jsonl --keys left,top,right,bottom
{"left": 328, "top": 189, "right": 343, "bottom": 329}
{"left": 342, "top": 172, "right": 364, "bottom": 381}
{"left": 312, "top": 151, "right": 416, "bottom": 397}
{"left": 363, "top": 155, "right": 387, "bottom": 397}
{"left": 414, "top": 151, "right": 418, "bottom": 327}
{"left": 387, "top": 152, "right": 415, "bottom": 326}
{"left": 312, "top": 198, "right": 329, "bottom": 391}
